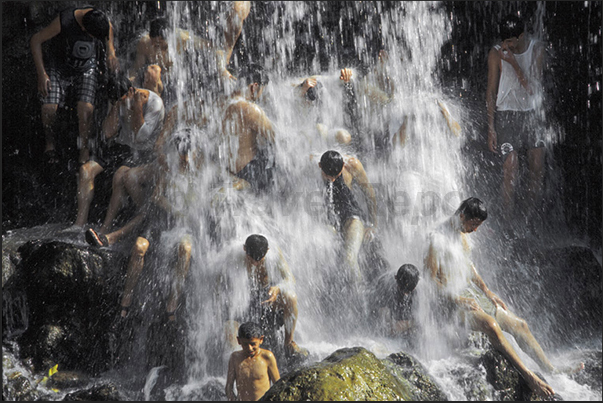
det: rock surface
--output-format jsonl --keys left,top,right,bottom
{"left": 261, "top": 347, "right": 412, "bottom": 401}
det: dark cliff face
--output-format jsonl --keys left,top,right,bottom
{"left": 2, "top": 1, "right": 601, "bottom": 247}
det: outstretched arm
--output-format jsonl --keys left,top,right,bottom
{"left": 30, "top": 16, "right": 61, "bottom": 98}
{"left": 470, "top": 263, "right": 507, "bottom": 311}
{"left": 425, "top": 241, "right": 481, "bottom": 310}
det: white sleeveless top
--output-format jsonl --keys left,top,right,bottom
{"left": 494, "top": 39, "right": 541, "bottom": 112}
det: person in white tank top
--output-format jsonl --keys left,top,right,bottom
{"left": 486, "top": 13, "right": 547, "bottom": 229}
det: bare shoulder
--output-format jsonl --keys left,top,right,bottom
{"left": 136, "top": 34, "right": 152, "bottom": 49}
{"left": 261, "top": 348, "right": 277, "bottom": 363}
{"left": 229, "top": 350, "right": 246, "bottom": 364}
{"left": 488, "top": 45, "right": 501, "bottom": 60}
{"left": 344, "top": 155, "right": 362, "bottom": 168}
{"left": 344, "top": 155, "right": 366, "bottom": 175}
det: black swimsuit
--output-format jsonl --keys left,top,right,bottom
{"left": 235, "top": 146, "right": 275, "bottom": 193}
{"left": 325, "top": 175, "right": 363, "bottom": 232}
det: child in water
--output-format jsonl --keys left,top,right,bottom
{"left": 226, "top": 322, "right": 280, "bottom": 401}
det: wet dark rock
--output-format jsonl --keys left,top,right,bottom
{"left": 480, "top": 347, "right": 539, "bottom": 401}
{"left": 570, "top": 350, "right": 602, "bottom": 393}
{"left": 62, "top": 383, "right": 124, "bottom": 401}
{"left": 47, "top": 370, "right": 91, "bottom": 390}
{"left": 3, "top": 238, "right": 127, "bottom": 376}
{"left": 484, "top": 244, "right": 602, "bottom": 350}
{"left": 261, "top": 347, "right": 412, "bottom": 401}
{"left": 2, "top": 371, "right": 40, "bottom": 401}
{"left": 384, "top": 351, "right": 448, "bottom": 401}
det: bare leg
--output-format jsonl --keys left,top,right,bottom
{"left": 100, "top": 166, "right": 131, "bottom": 234}
{"left": 224, "top": 1, "right": 251, "bottom": 65}
{"left": 467, "top": 309, "right": 555, "bottom": 399}
{"left": 279, "top": 293, "right": 299, "bottom": 349}
{"left": 74, "top": 160, "right": 104, "bottom": 228}
{"left": 527, "top": 147, "right": 545, "bottom": 210}
{"left": 122, "top": 164, "right": 155, "bottom": 207}
{"left": 104, "top": 213, "right": 147, "bottom": 246}
{"left": 501, "top": 150, "right": 519, "bottom": 216}
{"left": 495, "top": 308, "right": 556, "bottom": 374}
{"left": 41, "top": 104, "right": 58, "bottom": 154}
{"left": 119, "top": 237, "right": 150, "bottom": 317}
{"left": 343, "top": 218, "right": 365, "bottom": 283}
{"left": 166, "top": 236, "right": 193, "bottom": 321}
{"left": 77, "top": 101, "right": 94, "bottom": 164}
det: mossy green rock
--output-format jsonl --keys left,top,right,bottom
{"left": 261, "top": 347, "right": 412, "bottom": 401}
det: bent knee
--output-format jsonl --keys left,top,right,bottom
{"left": 178, "top": 239, "right": 192, "bottom": 256}
{"left": 335, "top": 129, "right": 352, "bottom": 145}
{"left": 133, "top": 237, "right": 150, "bottom": 255}
{"left": 113, "top": 166, "right": 130, "bottom": 184}
{"left": 77, "top": 101, "right": 94, "bottom": 115}
{"left": 474, "top": 313, "right": 501, "bottom": 334}
{"left": 41, "top": 103, "right": 58, "bottom": 115}
{"left": 79, "top": 162, "right": 96, "bottom": 181}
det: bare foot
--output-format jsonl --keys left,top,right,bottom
{"left": 555, "top": 361, "right": 585, "bottom": 375}
{"left": 525, "top": 370, "right": 555, "bottom": 399}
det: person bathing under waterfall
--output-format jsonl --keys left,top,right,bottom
{"left": 217, "top": 234, "right": 307, "bottom": 363}
{"left": 318, "top": 150, "right": 380, "bottom": 284}
{"left": 369, "top": 263, "right": 421, "bottom": 345}
{"left": 226, "top": 321, "right": 280, "bottom": 401}
{"left": 486, "top": 14, "right": 548, "bottom": 232}
{"left": 221, "top": 63, "right": 276, "bottom": 194}
{"left": 424, "top": 197, "right": 584, "bottom": 399}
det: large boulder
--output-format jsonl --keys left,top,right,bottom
{"left": 384, "top": 352, "right": 448, "bottom": 401}
{"left": 3, "top": 237, "right": 126, "bottom": 375}
{"left": 261, "top": 347, "right": 413, "bottom": 401}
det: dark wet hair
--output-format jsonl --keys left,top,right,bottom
{"left": 499, "top": 14, "right": 524, "bottom": 41}
{"left": 106, "top": 73, "right": 133, "bottom": 102}
{"left": 455, "top": 197, "right": 488, "bottom": 221}
{"left": 319, "top": 150, "right": 344, "bottom": 177}
{"left": 172, "top": 128, "right": 192, "bottom": 155}
{"left": 395, "top": 264, "right": 420, "bottom": 294}
{"left": 150, "top": 17, "right": 168, "bottom": 39}
{"left": 238, "top": 322, "right": 264, "bottom": 339}
{"left": 239, "top": 63, "right": 270, "bottom": 86}
{"left": 245, "top": 234, "right": 269, "bottom": 261}
{"left": 82, "top": 9, "right": 110, "bottom": 41}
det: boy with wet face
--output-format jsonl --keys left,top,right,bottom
{"left": 226, "top": 321, "right": 280, "bottom": 401}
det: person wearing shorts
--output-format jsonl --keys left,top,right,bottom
{"left": 67, "top": 74, "right": 164, "bottom": 235}
{"left": 486, "top": 14, "right": 547, "bottom": 218}
{"left": 30, "top": 6, "right": 118, "bottom": 166}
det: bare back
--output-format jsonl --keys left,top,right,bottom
{"left": 223, "top": 98, "right": 274, "bottom": 173}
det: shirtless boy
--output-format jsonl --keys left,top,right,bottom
{"left": 226, "top": 321, "right": 280, "bottom": 401}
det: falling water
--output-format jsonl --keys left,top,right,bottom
{"left": 2, "top": 1, "right": 601, "bottom": 401}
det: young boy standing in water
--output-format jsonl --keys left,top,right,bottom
{"left": 226, "top": 322, "right": 280, "bottom": 401}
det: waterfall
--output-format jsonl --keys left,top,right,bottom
{"left": 2, "top": 1, "right": 600, "bottom": 401}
